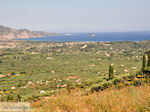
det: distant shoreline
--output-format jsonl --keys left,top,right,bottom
{"left": 14, "top": 32, "right": 150, "bottom": 42}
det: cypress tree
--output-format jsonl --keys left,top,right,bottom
{"left": 142, "top": 55, "right": 147, "bottom": 71}
{"left": 17, "top": 94, "right": 21, "bottom": 102}
{"left": 109, "top": 64, "right": 114, "bottom": 80}
{"left": 147, "top": 51, "right": 150, "bottom": 69}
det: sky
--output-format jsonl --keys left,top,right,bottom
{"left": 0, "top": 0, "right": 150, "bottom": 33}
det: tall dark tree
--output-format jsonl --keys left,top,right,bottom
{"left": 17, "top": 94, "right": 21, "bottom": 102}
{"left": 147, "top": 51, "right": 150, "bottom": 68}
{"left": 109, "top": 64, "right": 114, "bottom": 80}
{"left": 142, "top": 54, "right": 147, "bottom": 71}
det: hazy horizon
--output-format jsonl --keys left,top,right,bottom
{"left": 0, "top": 0, "right": 150, "bottom": 33}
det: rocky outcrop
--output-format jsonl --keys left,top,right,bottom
{"left": 0, "top": 25, "right": 57, "bottom": 40}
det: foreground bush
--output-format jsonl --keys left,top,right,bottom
{"left": 31, "top": 85, "right": 150, "bottom": 112}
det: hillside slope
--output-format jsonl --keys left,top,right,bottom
{"left": 31, "top": 85, "right": 150, "bottom": 112}
{"left": 0, "top": 25, "right": 57, "bottom": 39}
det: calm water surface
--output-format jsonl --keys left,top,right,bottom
{"left": 17, "top": 32, "right": 150, "bottom": 42}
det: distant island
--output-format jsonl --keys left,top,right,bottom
{"left": 0, "top": 25, "right": 58, "bottom": 40}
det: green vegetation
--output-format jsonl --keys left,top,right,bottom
{"left": 0, "top": 40, "right": 150, "bottom": 102}
{"left": 142, "top": 54, "right": 147, "bottom": 71}
{"left": 147, "top": 51, "right": 150, "bottom": 69}
{"left": 108, "top": 64, "right": 114, "bottom": 80}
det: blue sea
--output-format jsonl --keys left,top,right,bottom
{"left": 17, "top": 32, "right": 150, "bottom": 42}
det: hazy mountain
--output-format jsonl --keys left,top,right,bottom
{"left": 0, "top": 25, "right": 57, "bottom": 40}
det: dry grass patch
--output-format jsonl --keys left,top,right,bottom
{"left": 31, "top": 85, "right": 150, "bottom": 112}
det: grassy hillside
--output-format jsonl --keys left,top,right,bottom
{"left": 31, "top": 85, "right": 150, "bottom": 112}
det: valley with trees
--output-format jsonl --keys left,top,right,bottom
{"left": 0, "top": 40, "right": 150, "bottom": 111}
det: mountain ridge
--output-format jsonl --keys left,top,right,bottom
{"left": 0, "top": 25, "right": 57, "bottom": 40}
